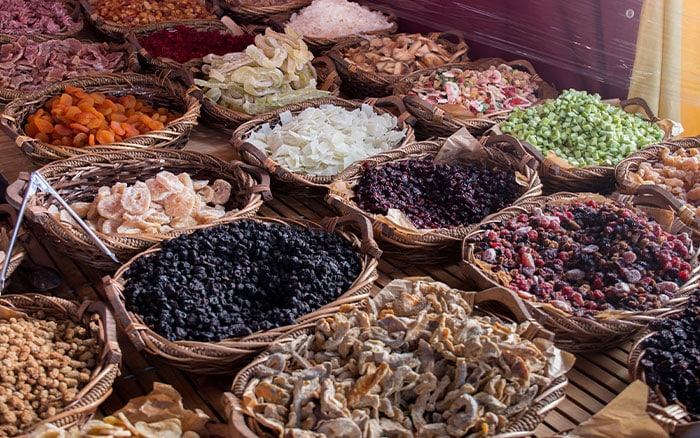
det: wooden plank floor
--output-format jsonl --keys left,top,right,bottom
{"left": 0, "top": 126, "right": 634, "bottom": 436}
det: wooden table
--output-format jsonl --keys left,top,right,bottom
{"left": 0, "top": 125, "right": 634, "bottom": 436}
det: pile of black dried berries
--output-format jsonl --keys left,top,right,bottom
{"left": 122, "top": 220, "right": 362, "bottom": 342}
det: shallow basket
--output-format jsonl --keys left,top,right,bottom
{"left": 224, "top": 280, "right": 569, "bottom": 438}
{"left": 199, "top": 55, "right": 341, "bottom": 133}
{"left": 0, "top": 0, "right": 84, "bottom": 42}
{"left": 325, "top": 134, "right": 542, "bottom": 264}
{"left": 615, "top": 136, "right": 700, "bottom": 242}
{"left": 220, "top": 0, "right": 311, "bottom": 24}
{"left": 496, "top": 97, "right": 673, "bottom": 194}
{"left": 79, "top": 0, "right": 224, "bottom": 40}
{"left": 102, "top": 214, "right": 381, "bottom": 374}
{"left": 0, "top": 294, "right": 121, "bottom": 435}
{"left": 395, "top": 58, "right": 558, "bottom": 139}
{"left": 0, "top": 35, "right": 140, "bottom": 105}
{"left": 232, "top": 95, "right": 415, "bottom": 197}
{"left": 5, "top": 149, "right": 271, "bottom": 270}
{"left": 327, "top": 30, "right": 469, "bottom": 99}
{"left": 0, "top": 204, "right": 27, "bottom": 281}
{"left": 627, "top": 306, "right": 699, "bottom": 436}
{"left": 461, "top": 192, "right": 700, "bottom": 352}
{"left": 0, "top": 72, "right": 201, "bottom": 165}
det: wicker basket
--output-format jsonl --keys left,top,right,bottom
{"left": 0, "top": 294, "right": 121, "bottom": 435}
{"left": 394, "top": 58, "right": 558, "bottom": 139}
{"left": 0, "top": 35, "right": 140, "bottom": 105}
{"left": 198, "top": 55, "right": 341, "bottom": 133}
{"left": 79, "top": 0, "right": 224, "bottom": 40}
{"left": 325, "top": 134, "right": 542, "bottom": 264}
{"left": 615, "top": 136, "right": 700, "bottom": 242}
{"left": 0, "top": 0, "right": 84, "bottom": 42}
{"left": 232, "top": 95, "right": 415, "bottom": 197}
{"left": 225, "top": 279, "right": 570, "bottom": 438}
{"left": 0, "top": 72, "right": 201, "bottom": 165}
{"left": 461, "top": 192, "right": 700, "bottom": 352}
{"left": 4, "top": 149, "right": 271, "bottom": 270}
{"left": 627, "top": 305, "right": 699, "bottom": 436}
{"left": 103, "top": 214, "right": 381, "bottom": 374}
{"left": 221, "top": 0, "right": 311, "bottom": 24}
{"left": 496, "top": 97, "right": 673, "bottom": 194}
{"left": 266, "top": 5, "right": 398, "bottom": 55}
{"left": 0, "top": 204, "right": 27, "bottom": 281}
{"left": 327, "top": 30, "right": 470, "bottom": 99}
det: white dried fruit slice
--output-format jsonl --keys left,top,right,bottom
{"left": 178, "top": 172, "right": 194, "bottom": 190}
{"left": 196, "top": 185, "right": 214, "bottom": 203}
{"left": 88, "top": 187, "right": 112, "bottom": 220}
{"left": 70, "top": 201, "right": 92, "bottom": 218}
{"left": 163, "top": 192, "right": 196, "bottom": 219}
{"left": 145, "top": 177, "right": 171, "bottom": 202}
{"left": 145, "top": 206, "right": 170, "bottom": 225}
{"left": 212, "top": 179, "right": 232, "bottom": 205}
{"left": 97, "top": 193, "right": 124, "bottom": 220}
{"left": 101, "top": 218, "right": 124, "bottom": 234}
{"left": 111, "top": 182, "right": 128, "bottom": 195}
{"left": 121, "top": 181, "right": 151, "bottom": 215}
{"left": 196, "top": 205, "right": 227, "bottom": 223}
{"left": 156, "top": 170, "right": 185, "bottom": 193}
{"left": 170, "top": 215, "right": 198, "bottom": 229}
{"left": 47, "top": 204, "right": 60, "bottom": 219}
{"left": 192, "top": 179, "right": 210, "bottom": 190}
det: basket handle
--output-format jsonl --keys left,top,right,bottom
{"left": 428, "top": 30, "right": 469, "bottom": 61}
{"left": 237, "top": 142, "right": 283, "bottom": 177}
{"left": 312, "top": 56, "right": 341, "bottom": 93}
{"left": 222, "top": 392, "right": 260, "bottom": 438}
{"left": 67, "top": 0, "right": 83, "bottom": 21}
{"left": 506, "top": 58, "right": 538, "bottom": 75}
{"left": 619, "top": 97, "right": 659, "bottom": 122}
{"left": 364, "top": 95, "right": 417, "bottom": 126}
{"left": 472, "top": 286, "right": 553, "bottom": 339}
{"left": 402, "top": 94, "right": 452, "bottom": 124}
{"left": 83, "top": 299, "right": 123, "bottom": 366}
{"left": 483, "top": 134, "right": 540, "bottom": 171}
{"left": 634, "top": 185, "right": 700, "bottom": 229}
{"left": 321, "top": 213, "right": 382, "bottom": 259}
{"left": 237, "top": 162, "right": 273, "bottom": 202}
{"left": 102, "top": 276, "right": 148, "bottom": 352}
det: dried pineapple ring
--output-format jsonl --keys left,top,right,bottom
{"left": 145, "top": 177, "right": 171, "bottom": 202}
{"left": 121, "top": 181, "right": 152, "bottom": 215}
{"left": 196, "top": 205, "right": 227, "bottom": 223}
{"left": 100, "top": 218, "right": 124, "bottom": 234}
{"left": 97, "top": 193, "right": 124, "bottom": 220}
{"left": 88, "top": 186, "right": 112, "bottom": 220}
{"left": 70, "top": 201, "right": 92, "bottom": 218}
{"left": 177, "top": 172, "right": 194, "bottom": 190}
{"left": 171, "top": 215, "right": 198, "bottom": 229}
{"left": 111, "top": 182, "right": 128, "bottom": 195}
{"left": 196, "top": 185, "right": 214, "bottom": 203}
{"left": 145, "top": 207, "right": 171, "bottom": 225}
{"left": 211, "top": 179, "right": 232, "bottom": 205}
{"left": 156, "top": 170, "right": 185, "bottom": 193}
{"left": 163, "top": 192, "right": 196, "bottom": 219}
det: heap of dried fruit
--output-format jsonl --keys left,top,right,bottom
{"left": 123, "top": 220, "right": 362, "bottom": 342}
{"left": 0, "top": 314, "right": 98, "bottom": 436}
{"left": 138, "top": 26, "right": 255, "bottom": 64}
{"left": 638, "top": 290, "right": 699, "bottom": 420}
{"left": 24, "top": 86, "right": 181, "bottom": 147}
{"left": 48, "top": 170, "right": 235, "bottom": 234}
{"left": 341, "top": 33, "right": 468, "bottom": 75}
{"left": 238, "top": 279, "right": 573, "bottom": 437}
{"left": 0, "top": 0, "right": 79, "bottom": 35}
{"left": 467, "top": 198, "right": 694, "bottom": 316}
{"left": 354, "top": 157, "right": 521, "bottom": 229}
{"left": 89, "top": 0, "right": 215, "bottom": 26}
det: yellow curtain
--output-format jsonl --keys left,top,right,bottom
{"left": 681, "top": 1, "right": 700, "bottom": 136}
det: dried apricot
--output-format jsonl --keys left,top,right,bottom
{"left": 95, "top": 129, "right": 115, "bottom": 145}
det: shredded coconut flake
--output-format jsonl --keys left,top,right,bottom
{"left": 246, "top": 103, "right": 406, "bottom": 175}
{"left": 287, "top": 0, "right": 393, "bottom": 39}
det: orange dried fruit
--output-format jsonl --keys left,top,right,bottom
{"left": 34, "top": 117, "right": 54, "bottom": 134}
{"left": 95, "top": 129, "right": 116, "bottom": 145}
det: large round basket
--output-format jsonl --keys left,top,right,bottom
{"left": 0, "top": 35, "right": 140, "bottom": 105}
{"left": 199, "top": 55, "right": 341, "bottom": 133}
{"left": 615, "top": 136, "right": 700, "bottom": 242}
{"left": 496, "top": 97, "right": 673, "bottom": 194}
{"left": 79, "top": 0, "right": 224, "bottom": 40}
{"left": 394, "top": 58, "right": 558, "bottom": 139}
{"left": 5, "top": 149, "right": 271, "bottom": 270}
{"left": 267, "top": 6, "right": 398, "bottom": 55}
{"left": 0, "top": 204, "right": 27, "bottom": 281}
{"left": 461, "top": 192, "right": 700, "bottom": 352}
{"left": 220, "top": 0, "right": 311, "bottom": 24}
{"left": 225, "top": 278, "right": 571, "bottom": 438}
{"left": 0, "top": 72, "right": 201, "bottom": 165}
{"left": 627, "top": 303, "right": 699, "bottom": 436}
{"left": 327, "top": 31, "right": 469, "bottom": 99}
{"left": 232, "top": 95, "right": 415, "bottom": 197}
{"left": 0, "top": 294, "right": 121, "bottom": 435}
{"left": 0, "top": 0, "right": 84, "bottom": 42}
{"left": 102, "top": 214, "right": 381, "bottom": 374}
{"left": 325, "top": 134, "right": 542, "bottom": 264}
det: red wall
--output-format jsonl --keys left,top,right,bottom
{"left": 360, "top": 0, "right": 643, "bottom": 99}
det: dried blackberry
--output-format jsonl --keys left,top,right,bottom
{"left": 123, "top": 220, "right": 362, "bottom": 342}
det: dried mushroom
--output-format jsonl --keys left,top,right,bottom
{"left": 239, "top": 279, "right": 573, "bottom": 437}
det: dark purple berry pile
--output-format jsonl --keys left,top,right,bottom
{"left": 123, "top": 220, "right": 362, "bottom": 342}
{"left": 353, "top": 158, "right": 521, "bottom": 229}
{"left": 640, "top": 291, "right": 699, "bottom": 420}
{"left": 468, "top": 199, "right": 694, "bottom": 316}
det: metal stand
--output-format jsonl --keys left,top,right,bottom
{"left": 0, "top": 172, "right": 120, "bottom": 292}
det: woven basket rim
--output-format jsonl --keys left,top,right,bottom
{"left": 103, "top": 215, "right": 380, "bottom": 373}
{"left": 5, "top": 149, "right": 268, "bottom": 269}
{"left": 460, "top": 192, "right": 698, "bottom": 350}
{"left": 221, "top": 0, "right": 312, "bottom": 22}
{"left": 0, "top": 72, "right": 201, "bottom": 165}
{"left": 0, "top": 294, "right": 121, "bottom": 434}
{"left": 226, "top": 279, "right": 569, "bottom": 437}
{"left": 232, "top": 95, "right": 415, "bottom": 188}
